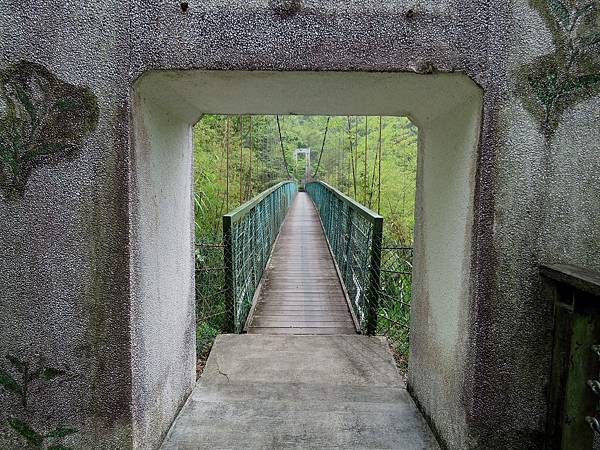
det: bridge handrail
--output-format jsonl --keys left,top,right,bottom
{"left": 305, "top": 181, "right": 383, "bottom": 334}
{"left": 223, "top": 181, "right": 297, "bottom": 332}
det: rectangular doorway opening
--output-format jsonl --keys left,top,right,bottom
{"left": 130, "top": 69, "right": 482, "bottom": 448}
{"left": 192, "top": 114, "right": 418, "bottom": 376}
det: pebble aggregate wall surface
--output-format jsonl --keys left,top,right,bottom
{"left": 0, "top": 2, "right": 133, "bottom": 449}
{"left": 0, "top": 1, "right": 599, "bottom": 449}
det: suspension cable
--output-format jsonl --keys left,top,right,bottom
{"left": 276, "top": 115, "right": 294, "bottom": 179}
{"left": 312, "top": 116, "right": 331, "bottom": 179}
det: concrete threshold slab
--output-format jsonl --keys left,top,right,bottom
{"left": 161, "top": 334, "right": 439, "bottom": 449}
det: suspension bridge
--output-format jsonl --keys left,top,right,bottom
{"left": 161, "top": 180, "right": 438, "bottom": 448}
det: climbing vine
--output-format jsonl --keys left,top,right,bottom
{"left": 0, "top": 354, "right": 78, "bottom": 449}
{"left": 0, "top": 61, "right": 99, "bottom": 200}
{"left": 519, "top": 0, "right": 600, "bottom": 139}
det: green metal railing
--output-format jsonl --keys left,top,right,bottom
{"left": 305, "top": 181, "right": 383, "bottom": 334}
{"left": 223, "top": 181, "right": 297, "bottom": 333}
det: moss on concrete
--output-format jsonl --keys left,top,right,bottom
{"left": 0, "top": 61, "right": 99, "bottom": 200}
{"left": 518, "top": 0, "right": 600, "bottom": 139}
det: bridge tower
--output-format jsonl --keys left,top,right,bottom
{"left": 294, "top": 148, "right": 311, "bottom": 183}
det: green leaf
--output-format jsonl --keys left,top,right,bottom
{"left": 563, "top": 73, "right": 600, "bottom": 93}
{"left": 546, "top": 0, "right": 571, "bottom": 29}
{"left": 34, "top": 367, "right": 65, "bottom": 381}
{"left": 45, "top": 427, "right": 78, "bottom": 438}
{"left": 0, "top": 368, "right": 23, "bottom": 396}
{"left": 7, "top": 417, "right": 44, "bottom": 447}
{"left": 6, "top": 354, "right": 28, "bottom": 374}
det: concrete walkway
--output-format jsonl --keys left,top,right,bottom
{"left": 161, "top": 334, "right": 439, "bottom": 449}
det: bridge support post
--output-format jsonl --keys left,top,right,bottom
{"left": 223, "top": 214, "right": 235, "bottom": 333}
{"left": 366, "top": 217, "right": 383, "bottom": 335}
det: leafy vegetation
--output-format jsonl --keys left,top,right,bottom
{"left": 193, "top": 114, "right": 417, "bottom": 371}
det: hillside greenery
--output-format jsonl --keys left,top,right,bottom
{"left": 193, "top": 115, "right": 417, "bottom": 243}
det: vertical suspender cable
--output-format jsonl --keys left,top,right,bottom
{"left": 312, "top": 116, "right": 331, "bottom": 179}
{"left": 226, "top": 116, "right": 231, "bottom": 211}
{"left": 378, "top": 116, "right": 382, "bottom": 214}
{"left": 276, "top": 115, "right": 294, "bottom": 179}
{"left": 239, "top": 115, "right": 244, "bottom": 203}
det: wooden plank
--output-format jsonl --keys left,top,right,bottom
{"left": 247, "top": 327, "right": 357, "bottom": 335}
{"left": 255, "top": 303, "right": 348, "bottom": 314}
{"left": 253, "top": 312, "right": 353, "bottom": 318}
{"left": 251, "top": 319, "right": 355, "bottom": 328}
{"left": 252, "top": 316, "right": 355, "bottom": 323}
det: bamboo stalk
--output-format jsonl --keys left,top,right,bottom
{"left": 347, "top": 116, "right": 358, "bottom": 198}
{"left": 248, "top": 115, "right": 253, "bottom": 198}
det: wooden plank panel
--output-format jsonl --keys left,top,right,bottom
{"left": 251, "top": 319, "right": 355, "bottom": 328}
{"left": 253, "top": 312, "right": 353, "bottom": 318}
{"left": 256, "top": 306, "right": 351, "bottom": 313}
{"left": 247, "top": 327, "right": 357, "bottom": 335}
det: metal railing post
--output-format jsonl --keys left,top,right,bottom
{"left": 366, "top": 216, "right": 383, "bottom": 335}
{"left": 223, "top": 214, "right": 235, "bottom": 333}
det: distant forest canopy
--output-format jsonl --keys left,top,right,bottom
{"left": 193, "top": 115, "right": 418, "bottom": 244}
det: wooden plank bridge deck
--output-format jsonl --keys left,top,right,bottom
{"left": 246, "top": 192, "right": 357, "bottom": 335}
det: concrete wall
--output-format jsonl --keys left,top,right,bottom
{"left": 410, "top": 86, "right": 482, "bottom": 447}
{"left": 136, "top": 70, "right": 483, "bottom": 449}
{"left": 0, "top": 2, "right": 133, "bottom": 449}
{"left": 129, "top": 90, "right": 196, "bottom": 449}
{"left": 1, "top": 0, "right": 599, "bottom": 449}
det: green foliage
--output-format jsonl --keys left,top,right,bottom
{"left": 196, "top": 322, "right": 220, "bottom": 360}
{"left": 521, "top": 0, "right": 600, "bottom": 138}
{"left": 0, "top": 61, "right": 99, "bottom": 199}
{"left": 193, "top": 115, "right": 417, "bottom": 243}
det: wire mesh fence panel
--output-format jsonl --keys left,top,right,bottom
{"left": 305, "top": 181, "right": 382, "bottom": 334}
{"left": 377, "top": 239, "right": 413, "bottom": 371}
{"left": 224, "top": 181, "right": 298, "bottom": 332}
{"left": 195, "top": 239, "right": 227, "bottom": 358}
